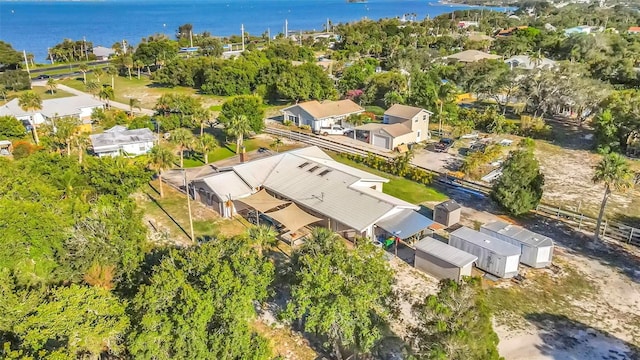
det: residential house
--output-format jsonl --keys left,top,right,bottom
{"left": 505, "top": 55, "right": 557, "bottom": 70}
{"left": 495, "top": 26, "right": 528, "bottom": 37}
{"left": 281, "top": 99, "right": 364, "bottom": 132}
{"left": 0, "top": 94, "right": 105, "bottom": 132}
{"left": 444, "top": 50, "right": 502, "bottom": 63}
{"left": 92, "top": 46, "right": 115, "bottom": 60}
{"left": 353, "top": 104, "right": 431, "bottom": 150}
{"left": 191, "top": 146, "right": 435, "bottom": 241}
{"left": 628, "top": 26, "right": 640, "bottom": 35}
{"left": 90, "top": 125, "right": 155, "bottom": 157}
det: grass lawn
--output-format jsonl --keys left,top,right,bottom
{"left": 364, "top": 105, "right": 386, "bottom": 116}
{"left": 136, "top": 181, "right": 251, "bottom": 244}
{"left": 331, "top": 154, "right": 448, "bottom": 204}
{"left": 2, "top": 86, "right": 75, "bottom": 105}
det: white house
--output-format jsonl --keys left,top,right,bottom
{"left": 505, "top": 55, "right": 557, "bottom": 70}
{"left": 191, "top": 146, "right": 434, "bottom": 241}
{"left": 90, "top": 125, "right": 155, "bottom": 157}
{"left": 0, "top": 95, "right": 105, "bottom": 127}
{"left": 92, "top": 46, "right": 115, "bottom": 60}
{"left": 281, "top": 99, "right": 364, "bottom": 132}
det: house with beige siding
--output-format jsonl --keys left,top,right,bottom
{"left": 281, "top": 100, "right": 364, "bottom": 133}
{"left": 356, "top": 104, "right": 432, "bottom": 150}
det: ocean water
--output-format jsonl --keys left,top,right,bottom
{"left": 0, "top": 0, "right": 508, "bottom": 62}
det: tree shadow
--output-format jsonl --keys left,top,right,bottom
{"left": 145, "top": 193, "right": 191, "bottom": 240}
{"left": 544, "top": 116, "right": 595, "bottom": 152}
{"left": 525, "top": 313, "right": 640, "bottom": 360}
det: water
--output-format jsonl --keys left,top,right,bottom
{"left": 0, "top": 0, "right": 509, "bottom": 62}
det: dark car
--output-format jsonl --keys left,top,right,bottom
{"left": 35, "top": 74, "right": 51, "bottom": 80}
{"left": 434, "top": 138, "right": 454, "bottom": 152}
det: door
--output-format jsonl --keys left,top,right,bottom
{"left": 416, "top": 130, "right": 422, "bottom": 142}
{"left": 373, "top": 134, "right": 390, "bottom": 149}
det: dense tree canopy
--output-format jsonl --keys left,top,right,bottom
{"left": 492, "top": 147, "right": 545, "bottom": 216}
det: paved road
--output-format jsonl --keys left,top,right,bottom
{"left": 43, "top": 82, "right": 155, "bottom": 116}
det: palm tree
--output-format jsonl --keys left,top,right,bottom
{"left": 0, "top": 85, "right": 7, "bottom": 101}
{"left": 246, "top": 224, "right": 278, "bottom": 256}
{"left": 195, "top": 133, "right": 217, "bottom": 164}
{"left": 225, "top": 115, "right": 252, "bottom": 154}
{"left": 46, "top": 77, "right": 57, "bottom": 94}
{"left": 134, "top": 60, "right": 144, "bottom": 79}
{"left": 106, "top": 65, "right": 117, "bottom": 89}
{"left": 72, "top": 133, "right": 91, "bottom": 164}
{"left": 346, "top": 114, "right": 365, "bottom": 140}
{"left": 123, "top": 55, "right": 134, "bottom": 80}
{"left": 79, "top": 63, "right": 89, "bottom": 84}
{"left": 98, "top": 86, "right": 114, "bottom": 107}
{"left": 193, "top": 107, "right": 211, "bottom": 136}
{"left": 592, "top": 153, "right": 635, "bottom": 240}
{"left": 270, "top": 137, "right": 283, "bottom": 153}
{"left": 529, "top": 50, "right": 544, "bottom": 68}
{"left": 129, "top": 98, "right": 142, "bottom": 115}
{"left": 170, "top": 128, "right": 194, "bottom": 168}
{"left": 86, "top": 80, "right": 100, "bottom": 98}
{"left": 93, "top": 68, "right": 104, "bottom": 84}
{"left": 149, "top": 145, "right": 176, "bottom": 198}
{"left": 18, "top": 91, "right": 42, "bottom": 144}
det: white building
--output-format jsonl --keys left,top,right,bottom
{"left": 0, "top": 95, "right": 105, "bottom": 127}
{"left": 191, "top": 146, "right": 434, "bottom": 241}
{"left": 92, "top": 46, "right": 115, "bottom": 60}
{"left": 281, "top": 100, "right": 364, "bottom": 133}
{"left": 505, "top": 55, "right": 557, "bottom": 70}
{"left": 90, "top": 125, "right": 155, "bottom": 157}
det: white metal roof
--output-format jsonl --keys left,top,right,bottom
{"left": 199, "top": 171, "right": 253, "bottom": 201}
{"left": 376, "top": 209, "right": 434, "bottom": 240}
{"left": 90, "top": 126, "right": 155, "bottom": 151}
{"left": 450, "top": 226, "right": 521, "bottom": 256}
{"left": 482, "top": 221, "right": 554, "bottom": 248}
{"left": 415, "top": 237, "right": 478, "bottom": 267}
{"left": 0, "top": 95, "right": 104, "bottom": 119}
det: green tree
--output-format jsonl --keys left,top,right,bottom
{"left": 123, "top": 55, "right": 134, "bottom": 79}
{"left": 284, "top": 228, "right": 394, "bottom": 359}
{"left": 592, "top": 153, "right": 635, "bottom": 240}
{"left": 0, "top": 115, "right": 26, "bottom": 139}
{"left": 98, "top": 86, "right": 114, "bottom": 106}
{"left": 128, "top": 239, "right": 274, "bottom": 360}
{"left": 219, "top": 95, "right": 266, "bottom": 133}
{"left": 225, "top": 115, "right": 253, "bottom": 154}
{"left": 18, "top": 91, "right": 42, "bottom": 145}
{"left": 246, "top": 224, "right": 278, "bottom": 257}
{"left": 46, "top": 77, "right": 57, "bottom": 95}
{"left": 79, "top": 63, "right": 89, "bottom": 84}
{"left": 85, "top": 79, "right": 100, "bottom": 97}
{"left": 93, "top": 67, "right": 104, "bottom": 83}
{"left": 129, "top": 97, "right": 142, "bottom": 115}
{"left": 492, "top": 149, "right": 544, "bottom": 216}
{"left": 105, "top": 65, "right": 117, "bottom": 89}
{"left": 0, "top": 84, "right": 7, "bottom": 101}
{"left": 170, "top": 128, "right": 194, "bottom": 168}
{"left": 149, "top": 145, "right": 176, "bottom": 198}
{"left": 270, "top": 137, "right": 283, "bottom": 153}
{"left": 411, "top": 277, "right": 501, "bottom": 360}
{"left": 195, "top": 133, "right": 217, "bottom": 164}
{"left": 12, "top": 284, "right": 129, "bottom": 359}
{"left": 50, "top": 116, "right": 80, "bottom": 156}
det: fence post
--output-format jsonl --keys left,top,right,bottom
{"left": 557, "top": 207, "right": 561, "bottom": 219}
{"left": 629, "top": 228, "right": 635, "bottom": 244}
{"left": 602, "top": 220, "right": 608, "bottom": 240}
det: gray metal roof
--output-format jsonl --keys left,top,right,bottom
{"left": 435, "top": 199, "right": 461, "bottom": 212}
{"left": 482, "top": 221, "right": 554, "bottom": 248}
{"left": 90, "top": 126, "right": 155, "bottom": 151}
{"left": 376, "top": 209, "right": 434, "bottom": 240}
{"left": 196, "top": 171, "right": 253, "bottom": 201}
{"left": 0, "top": 95, "right": 104, "bottom": 119}
{"left": 450, "top": 227, "right": 521, "bottom": 256}
{"left": 415, "top": 236, "right": 478, "bottom": 267}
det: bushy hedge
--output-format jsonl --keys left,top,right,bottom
{"left": 342, "top": 152, "right": 433, "bottom": 185}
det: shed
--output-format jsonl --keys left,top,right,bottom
{"left": 449, "top": 227, "right": 521, "bottom": 278}
{"left": 480, "top": 221, "right": 554, "bottom": 268}
{"left": 414, "top": 237, "right": 478, "bottom": 281}
{"left": 0, "top": 140, "right": 12, "bottom": 155}
{"left": 433, "top": 200, "right": 462, "bottom": 227}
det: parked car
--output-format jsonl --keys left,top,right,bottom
{"left": 35, "top": 74, "right": 51, "bottom": 80}
{"left": 434, "top": 138, "right": 454, "bottom": 152}
{"left": 314, "top": 126, "right": 346, "bottom": 136}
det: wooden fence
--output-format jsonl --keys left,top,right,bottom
{"left": 535, "top": 204, "right": 640, "bottom": 246}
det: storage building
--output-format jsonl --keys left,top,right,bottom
{"left": 433, "top": 200, "right": 462, "bottom": 227}
{"left": 480, "top": 221, "right": 554, "bottom": 268}
{"left": 414, "top": 237, "right": 478, "bottom": 281}
{"left": 449, "top": 227, "right": 521, "bottom": 278}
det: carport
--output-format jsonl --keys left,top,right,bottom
{"left": 375, "top": 209, "right": 435, "bottom": 246}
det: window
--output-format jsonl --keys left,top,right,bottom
{"left": 423, "top": 114, "right": 427, "bottom": 121}
{"left": 288, "top": 115, "right": 298, "bottom": 122}
{"left": 414, "top": 116, "right": 419, "bottom": 123}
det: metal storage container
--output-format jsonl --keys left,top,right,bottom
{"left": 414, "top": 237, "right": 478, "bottom": 281}
{"left": 449, "top": 227, "right": 521, "bottom": 278}
{"left": 480, "top": 221, "right": 554, "bottom": 268}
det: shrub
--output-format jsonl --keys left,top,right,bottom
{"left": 12, "top": 141, "right": 38, "bottom": 159}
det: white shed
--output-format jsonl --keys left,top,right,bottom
{"left": 480, "top": 221, "right": 554, "bottom": 268}
{"left": 414, "top": 237, "right": 478, "bottom": 281}
{"left": 449, "top": 227, "right": 521, "bottom": 279}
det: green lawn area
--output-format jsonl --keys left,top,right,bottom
{"left": 331, "top": 154, "right": 448, "bottom": 205}
{"left": 364, "top": 105, "right": 386, "bottom": 116}
{"left": 2, "top": 86, "right": 74, "bottom": 105}
{"left": 136, "top": 181, "right": 250, "bottom": 244}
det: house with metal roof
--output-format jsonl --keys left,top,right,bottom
{"left": 89, "top": 125, "right": 155, "bottom": 157}
{"left": 191, "top": 146, "right": 435, "bottom": 240}
{"left": 0, "top": 95, "right": 105, "bottom": 127}
{"left": 281, "top": 99, "right": 364, "bottom": 133}
{"left": 480, "top": 220, "right": 554, "bottom": 268}
{"left": 353, "top": 104, "right": 432, "bottom": 150}
{"left": 444, "top": 50, "right": 502, "bottom": 63}
{"left": 414, "top": 237, "right": 478, "bottom": 281}
{"left": 505, "top": 55, "right": 557, "bottom": 70}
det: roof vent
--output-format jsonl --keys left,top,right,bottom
{"left": 298, "top": 162, "right": 310, "bottom": 169}
{"left": 319, "top": 169, "right": 332, "bottom": 176}
{"left": 308, "top": 165, "right": 320, "bottom": 173}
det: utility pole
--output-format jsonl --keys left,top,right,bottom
{"left": 190, "top": 30, "right": 193, "bottom": 48}
{"left": 285, "top": 19, "right": 288, "bottom": 39}
{"left": 22, "top": 50, "right": 30, "bottom": 76}
{"left": 326, "top": 18, "right": 330, "bottom": 32}
{"left": 122, "top": 39, "right": 127, "bottom": 55}
{"left": 241, "top": 24, "right": 245, "bottom": 51}
{"left": 267, "top": 28, "right": 271, "bottom": 45}
{"left": 84, "top": 36, "right": 88, "bottom": 61}
{"left": 299, "top": 30, "right": 302, "bottom": 46}
{"left": 184, "top": 169, "right": 195, "bottom": 242}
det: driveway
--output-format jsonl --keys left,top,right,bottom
{"left": 411, "top": 146, "right": 464, "bottom": 173}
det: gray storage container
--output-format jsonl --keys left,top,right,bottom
{"left": 449, "top": 227, "right": 521, "bottom": 278}
{"left": 414, "top": 237, "right": 478, "bottom": 281}
{"left": 480, "top": 221, "right": 554, "bottom": 268}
